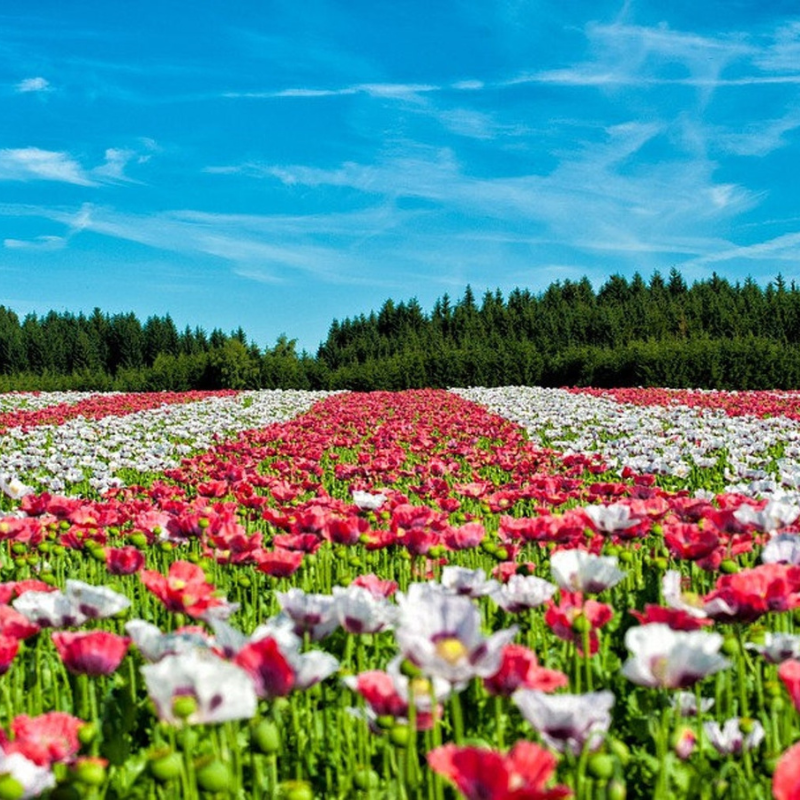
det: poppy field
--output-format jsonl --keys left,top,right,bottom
{"left": 1, "top": 387, "right": 800, "bottom": 800}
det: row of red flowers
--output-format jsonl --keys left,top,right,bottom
{"left": 568, "top": 386, "right": 800, "bottom": 419}
{"left": 0, "top": 390, "right": 239, "bottom": 433}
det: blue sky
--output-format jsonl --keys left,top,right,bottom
{"left": 2, "top": 1, "right": 800, "bottom": 353}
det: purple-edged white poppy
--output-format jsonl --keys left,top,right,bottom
{"left": 276, "top": 588, "right": 339, "bottom": 641}
{"left": 662, "top": 571, "right": 709, "bottom": 618}
{"left": 670, "top": 691, "right": 714, "bottom": 717}
{"left": 621, "top": 623, "right": 730, "bottom": 689}
{"left": 394, "top": 583, "right": 517, "bottom": 683}
{"left": 64, "top": 579, "right": 130, "bottom": 619}
{"left": 332, "top": 584, "right": 398, "bottom": 634}
{"left": 512, "top": 689, "right": 615, "bottom": 754}
{"left": 141, "top": 650, "right": 257, "bottom": 726}
{"left": 125, "top": 619, "right": 215, "bottom": 662}
{"left": 491, "top": 574, "right": 557, "bottom": 613}
{"left": 704, "top": 718, "right": 764, "bottom": 755}
{"left": 584, "top": 503, "right": 640, "bottom": 533}
{"left": 734, "top": 499, "right": 800, "bottom": 533}
{"left": 549, "top": 549, "right": 625, "bottom": 594}
{"left": 746, "top": 632, "right": 800, "bottom": 664}
{"left": 440, "top": 567, "right": 499, "bottom": 598}
{"left": 12, "top": 591, "right": 88, "bottom": 629}
{"left": 761, "top": 533, "right": 800, "bottom": 565}
{"left": 352, "top": 490, "right": 387, "bottom": 511}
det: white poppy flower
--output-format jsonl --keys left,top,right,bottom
{"left": 512, "top": 689, "right": 614, "bottom": 754}
{"left": 141, "top": 651, "right": 257, "bottom": 726}
{"left": 622, "top": 623, "right": 729, "bottom": 689}
{"left": 550, "top": 549, "right": 625, "bottom": 594}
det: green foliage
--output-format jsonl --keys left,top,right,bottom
{"left": 5, "top": 270, "right": 800, "bottom": 389}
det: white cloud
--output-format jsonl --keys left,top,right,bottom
{"left": 91, "top": 148, "right": 144, "bottom": 182}
{"left": 0, "top": 148, "right": 95, "bottom": 185}
{"left": 4, "top": 235, "right": 64, "bottom": 250}
{"left": 15, "top": 77, "right": 50, "bottom": 93}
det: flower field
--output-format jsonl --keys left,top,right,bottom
{"left": 0, "top": 387, "right": 799, "bottom": 799}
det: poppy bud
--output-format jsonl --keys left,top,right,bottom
{"left": 389, "top": 725, "right": 411, "bottom": 747}
{"left": 149, "top": 751, "right": 183, "bottom": 782}
{"left": 195, "top": 759, "right": 230, "bottom": 793}
{"left": 171, "top": 695, "right": 198, "bottom": 719}
{"left": 252, "top": 720, "right": 281, "bottom": 754}
{"left": 0, "top": 775, "right": 24, "bottom": 800}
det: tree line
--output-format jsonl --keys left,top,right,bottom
{"left": 3, "top": 270, "right": 800, "bottom": 391}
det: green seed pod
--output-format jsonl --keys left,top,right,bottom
{"left": 283, "top": 781, "right": 314, "bottom": 800}
{"left": 587, "top": 754, "right": 615, "bottom": 780}
{"left": 651, "top": 557, "right": 668, "bottom": 571}
{"left": 72, "top": 759, "right": 107, "bottom": 786}
{"left": 608, "top": 738, "right": 630, "bottom": 766}
{"left": 353, "top": 768, "right": 380, "bottom": 791}
{"left": 376, "top": 715, "right": 395, "bottom": 730}
{"left": 172, "top": 695, "right": 198, "bottom": 719}
{"left": 607, "top": 780, "right": 627, "bottom": 800}
{"left": 78, "top": 722, "right": 98, "bottom": 745}
{"left": 195, "top": 760, "right": 231, "bottom": 793}
{"left": 0, "top": 775, "right": 24, "bottom": 800}
{"left": 618, "top": 551, "right": 634, "bottom": 565}
{"left": 389, "top": 724, "right": 411, "bottom": 748}
{"left": 571, "top": 614, "right": 592, "bottom": 634}
{"left": 252, "top": 720, "right": 281, "bottom": 754}
{"left": 719, "top": 559, "right": 739, "bottom": 574}
{"left": 129, "top": 532, "right": 148, "bottom": 548}
{"left": 721, "top": 636, "right": 739, "bottom": 657}
{"left": 149, "top": 752, "right": 183, "bottom": 783}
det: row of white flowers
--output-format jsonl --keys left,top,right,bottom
{"left": 0, "top": 391, "right": 108, "bottom": 413}
{"left": 452, "top": 386, "right": 800, "bottom": 500}
{"left": 0, "top": 390, "right": 335, "bottom": 497}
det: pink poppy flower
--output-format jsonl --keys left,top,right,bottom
{"left": 233, "top": 637, "right": 295, "bottom": 699}
{"left": 427, "top": 741, "right": 571, "bottom": 800}
{"left": 7, "top": 711, "right": 84, "bottom": 766}
{"left": 774, "top": 741, "right": 800, "bottom": 800}
{"left": 51, "top": 631, "right": 131, "bottom": 676}
{"left": 105, "top": 546, "right": 145, "bottom": 575}
{"left": 778, "top": 659, "right": 800, "bottom": 712}
{"left": 483, "top": 644, "right": 568, "bottom": 697}
{"left": 0, "top": 634, "right": 20, "bottom": 675}
{"left": 140, "top": 560, "right": 223, "bottom": 618}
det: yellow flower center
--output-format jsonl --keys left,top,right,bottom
{"left": 434, "top": 637, "right": 468, "bottom": 665}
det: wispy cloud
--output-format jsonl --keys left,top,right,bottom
{"left": 0, "top": 148, "right": 95, "bottom": 185}
{"left": 4, "top": 234, "right": 64, "bottom": 250}
{"left": 15, "top": 76, "right": 51, "bottom": 93}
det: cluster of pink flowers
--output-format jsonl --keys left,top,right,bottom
{"left": 0, "top": 390, "right": 239, "bottom": 433}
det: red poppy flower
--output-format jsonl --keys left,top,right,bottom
{"left": 0, "top": 605, "right": 40, "bottom": 639}
{"left": 233, "top": 637, "right": 295, "bottom": 699}
{"left": 254, "top": 548, "right": 304, "bottom": 578}
{"left": 483, "top": 644, "right": 568, "bottom": 697}
{"left": 778, "top": 659, "right": 800, "bottom": 712}
{"left": 51, "top": 631, "right": 131, "bottom": 676}
{"left": 544, "top": 591, "right": 613, "bottom": 655}
{"left": 105, "top": 545, "right": 145, "bottom": 575}
{"left": 774, "top": 741, "right": 800, "bottom": 800}
{"left": 0, "top": 634, "right": 19, "bottom": 675}
{"left": 140, "top": 560, "right": 222, "bottom": 617}
{"left": 8, "top": 711, "right": 84, "bottom": 766}
{"left": 427, "top": 741, "right": 571, "bottom": 800}
{"left": 629, "top": 605, "right": 713, "bottom": 632}
{"left": 703, "top": 563, "right": 800, "bottom": 623}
